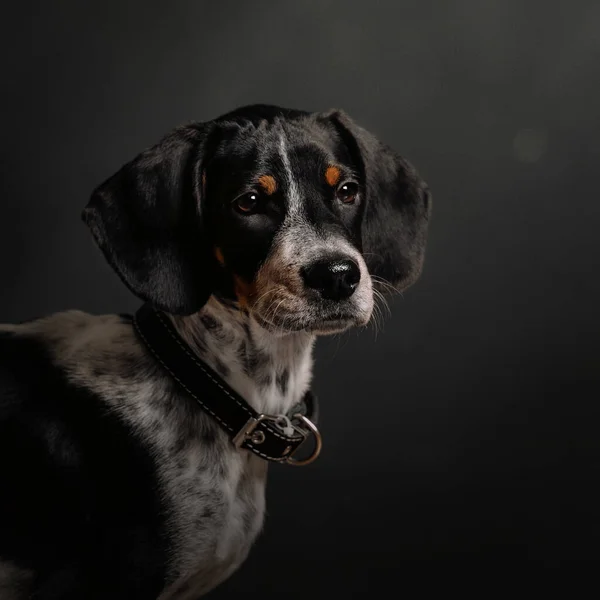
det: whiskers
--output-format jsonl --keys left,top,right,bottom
{"left": 255, "top": 286, "right": 298, "bottom": 335}
{"left": 370, "top": 274, "right": 402, "bottom": 297}
{"left": 367, "top": 275, "right": 397, "bottom": 339}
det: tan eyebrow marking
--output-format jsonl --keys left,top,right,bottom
{"left": 325, "top": 165, "right": 342, "bottom": 187}
{"left": 257, "top": 175, "right": 277, "bottom": 195}
{"left": 214, "top": 247, "right": 225, "bottom": 265}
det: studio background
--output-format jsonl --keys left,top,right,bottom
{"left": 1, "top": 0, "right": 599, "bottom": 592}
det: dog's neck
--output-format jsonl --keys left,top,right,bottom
{"left": 168, "top": 296, "right": 316, "bottom": 416}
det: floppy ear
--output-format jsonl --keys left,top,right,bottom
{"left": 326, "top": 111, "right": 432, "bottom": 294}
{"left": 82, "top": 123, "right": 217, "bottom": 315}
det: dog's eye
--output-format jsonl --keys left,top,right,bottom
{"left": 336, "top": 182, "right": 359, "bottom": 204}
{"left": 234, "top": 192, "right": 260, "bottom": 214}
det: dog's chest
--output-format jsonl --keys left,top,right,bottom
{"left": 157, "top": 431, "right": 268, "bottom": 598}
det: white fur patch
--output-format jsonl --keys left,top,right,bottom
{"left": 278, "top": 133, "right": 302, "bottom": 219}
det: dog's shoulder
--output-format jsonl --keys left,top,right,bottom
{"left": 0, "top": 309, "right": 166, "bottom": 405}
{"left": 0, "top": 312, "right": 170, "bottom": 598}
{"left": 0, "top": 310, "right": 143, "bottom": 420}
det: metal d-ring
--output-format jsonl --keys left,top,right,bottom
{"left": 285, "top": 413, "right": 322, "bottom": 466}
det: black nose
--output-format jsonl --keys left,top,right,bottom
{"left": 301, "top": 258, "right": 361, "bottom": 301}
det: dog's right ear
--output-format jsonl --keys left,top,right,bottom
{"left": 83, "top": 123, "right": 217, "bottom": 315}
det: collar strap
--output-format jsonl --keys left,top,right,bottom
{"left": 133, "top": 304, "right": 321, "bottom": 466}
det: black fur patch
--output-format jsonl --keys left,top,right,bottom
{"left": 200, "top": 423, "right": 217, "bottom": 446}
{"left": 243, "top": 349, "right": 270, "bottom": 378}
{"left": 200, "top": 314, "right": 219, "bottom": 330}
{"left": 276, "top": 369, "right": 289, "bottom": 395}
{"left": 256, "top": 372, "right": 273, "bottom": 388}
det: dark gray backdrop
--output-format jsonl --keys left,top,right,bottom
{"left": 1, "top": 0, "right": 599, "bottom": 593}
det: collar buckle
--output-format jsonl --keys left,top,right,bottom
{"left": 231, "top": 412, "right": 322, "bottom": 467}
{"left": 232, "top": 413, "right": 279, "bottom": 449}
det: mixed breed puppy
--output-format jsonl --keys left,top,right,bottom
{"left": 0, "top": 105, "right": 431, "bottom": 599}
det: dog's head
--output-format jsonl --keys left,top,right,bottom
{"left": 83, "top": 105, "right": 431, "bottom": 335}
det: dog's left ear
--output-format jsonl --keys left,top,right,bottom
{"left": 324, "top": 110, "right": 432, "bottom": 293}
{"left": 83, "top": 123, "right": 218, "bottom": 315}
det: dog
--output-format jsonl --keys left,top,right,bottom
{"left": 0, "top": 104, "right": 431, "bottom": 599}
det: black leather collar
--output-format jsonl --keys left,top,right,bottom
{"left": 133, "top": 304, "right": 321, "bottom": 465}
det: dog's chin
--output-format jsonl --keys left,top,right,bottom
{"left": 253, "top": 309, "right": 370, "bottom": 336}
{"left": 304, "top": 318, "right": 361, "bottom": 336}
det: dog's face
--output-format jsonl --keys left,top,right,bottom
{"left": 84, "top": 105, "right": 431, "bottom": 335}
{"left": 205, "top": 110, "right": 375, "bottom": 334}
